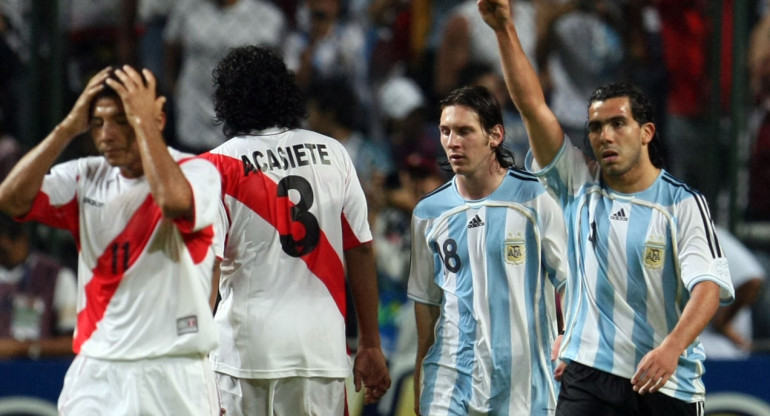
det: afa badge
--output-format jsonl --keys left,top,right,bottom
{"left": 643, "top": 243, "right": 665, "bottom": 269}
{"left": 504, "top": 238, "right": 526, "bottom": 265}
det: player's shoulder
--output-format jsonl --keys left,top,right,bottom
{"left": 506, "top": 167, "right": 541, "bottom": 185}
{"left": 499, "top": 167, "right": 548, "bottom": 200}
{"left": 657, "top": 170, "right": 705, "bottom": 204}
{"left": 292, "top": 128, "right": 345, "bottom": 146}
{"left": 413, "top": 179, "right": 456, "bottom": 219}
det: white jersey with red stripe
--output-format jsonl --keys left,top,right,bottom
{"left": 202, "top": 127, "right": 372, "bottom": 379}
{"left": 19, "top": 148, "right": 221, "bottom": 360}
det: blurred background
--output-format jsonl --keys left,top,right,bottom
{"left": 1, "top": 0, "right": 770, "bottom": 415}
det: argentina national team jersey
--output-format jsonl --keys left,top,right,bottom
{"left": 408, "top": 169, "right": 568, "bottom": 416}
{"left": 526, "top": 140, "right": 735, "bottom": 403}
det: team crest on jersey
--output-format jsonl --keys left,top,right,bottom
{"left": 643, "top": 242, "right": 665, "bottom": 269}
{"left": 504, "top": 238, "right": 526, "bottom": 265}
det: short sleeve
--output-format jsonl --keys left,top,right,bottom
{"left": 537, "top": 192, "right": 569, "bottom": 293}
{"left": 407, "top": 213, "right": 442, "bottom": 305}
{"left": 525, "top": 139, "right": 595, "bottom": 207}
{"left": 341, "top": 148, "right": 373, "bottom": 249}
{"left": 175, "top": 157, "right": 222, "bottom": 233}
{"left": 676, "top": 197, "right": 735, "bottom": 304}
{"left": 18, "top": 160, "right": 80, "bottom": 232}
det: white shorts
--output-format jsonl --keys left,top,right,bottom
{"left": 58, "top": 354, "right": 221, "bottom": 416}
{"left": 216, "top": 373, "right": 346, "bottom": 416}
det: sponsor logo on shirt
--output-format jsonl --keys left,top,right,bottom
{"left": 82, "top": 196, "right": 104, "bottom": 207}
{"left": 176, "top": 315, "right": 199, "bottom": 335}
{"left": 504, "top": 238, "right": 526, "bottom": 265}
{"left": 643, "top": 243, "right": 665, "bottom": 269}
{"left": 467, "top": 214, "right": 485, "bottom": 229}
{"left": 610, "top": 208, "right": 628, "bottom": 221}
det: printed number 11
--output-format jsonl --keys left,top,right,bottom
{"left": 112, "top": 242, "right": 130, "bottom": 274}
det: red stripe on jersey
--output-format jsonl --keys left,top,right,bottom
{"left": 19, "top": 191, "right": 81, "bottom": 250}
{"left": 202, "top": 152, "right": 347, "bottom": 317}
{"left": 341, "top": 213, "right": 363, "bottom": 250}
{"left": 183, "top": 224, "right": 214, "bottom": 264}
{"left": 73, "top": 195, "right": 162, "bottom": 353}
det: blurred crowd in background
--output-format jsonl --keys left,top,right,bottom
{"left": 1, "top": 0, "right": 770, "bottom": 413}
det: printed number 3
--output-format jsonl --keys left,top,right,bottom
{"left": 277, "top": 176, "right": 320, "bottom": 257}
{"left": 432, "top": 238, "right": 461, "bottom": 273}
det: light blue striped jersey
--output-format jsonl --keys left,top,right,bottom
{"left": 526, "top": 141, "right": 735, "bottom": 403}
{"left": 408, "top": 168, "right": 569, "bottom": 416}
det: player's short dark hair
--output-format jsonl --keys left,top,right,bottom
{"left": 588, "top": 82, "right": 665, "bottom": 168}
{"left": 439, "top": 85, "right": 515, "bottom": 169}
{"left": 306, "top": 77, "right": 360, "bottom": 131}
{"left": 212, "top": 45, "right": 306, "bottom": 138}
{"left": 87, "top": 67, "right": 154, "bottom": 121}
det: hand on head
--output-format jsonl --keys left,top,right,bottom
{"left": 59, "top": 67, "right": 111, "bottom": 138}
{"left": 105, "top": 66, "right": 166, "bottom": 130}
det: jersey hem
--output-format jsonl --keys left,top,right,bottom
{"left": 211, "top": 363, "right": 351, "bottom": 379}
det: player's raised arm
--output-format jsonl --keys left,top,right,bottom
{"left": 107, "top": 65, "right": 194, "bottom": 220}
{"left": 478, "top": 0, "right": 564, "bottom": 167}
{"left": 0, "top": 68, "right": 110, "bottom": 217}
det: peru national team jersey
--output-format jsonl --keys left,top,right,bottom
{"left": 202, "top": 128, "right": 372, "bottom": 379}
{"left": 408, "top": 169, "right": 569, "bottom": 416}
{"left": 526, "top": 140, "right": 735, "bottom": 403}
{"left": 19, "top": 149, "right": 222, "bottom": 360}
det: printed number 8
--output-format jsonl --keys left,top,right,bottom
{"left": 277, "top": 176, "right": 320, "bottom": 257}
{"left": 432, "top": 238, "right": 461, "bottom": 273}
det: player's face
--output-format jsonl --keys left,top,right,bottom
{"left": 90, "top": 97, "right": 143, "bottom": 178}
{"left": 439, "top": 105, "right": 500, "bottom": 178}
{"left": 587, "top": 96, "right": 654, "bottom": 183}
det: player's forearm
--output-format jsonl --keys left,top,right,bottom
{"left": 413, "top": 302, "right": 438, "bottom": 414}
{"left": 0, "top": 124, "right": 76, "bottom": 217}
{"left": 135, "top": 126, "right": 194, "bottom": 219}
{"left": 346, "top": 243, "right": 382, "bottom": 348}
{"left": 661, "top": 281, "right": 721, "bottom": 353}
{"left": 495, "top": 19, "right": 563, "bottom": 166}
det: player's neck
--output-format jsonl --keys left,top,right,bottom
{"left": 603, "top": 164, "right": 660, "bottom": 194}
{"left": 455, "top": 165, "right": 507, "bottom": 200}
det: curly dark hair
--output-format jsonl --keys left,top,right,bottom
{"left": 587, "top": 82, "right": 665, "bottom": 168}
{"left": 212, "top": 46, "right": 306, "bottom": 137}
{"left": 439, "top": 85, "right": 515, "bottom": 169}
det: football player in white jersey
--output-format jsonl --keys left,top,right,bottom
{"left": 479, "top": 0, "right": 735, "bottom": 415}
{"left": 200, "top": 45, "right": 390, "bottom": 415}
{"left": 408, "top": 84, "right": 569, "bottom": 416}
{"left": 0, "top": 66, "right": 223, "bottom": 415}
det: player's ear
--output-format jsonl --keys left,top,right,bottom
{"left": 640, "top": 122, "right": 655, "bottom": 146}
{"left": 155, "top": 96, "right": 167, "bottom": 132}
{"left": 489, "top": 124, "right": 504, "bottom": 149}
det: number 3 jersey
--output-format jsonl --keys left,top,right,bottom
{"left": 201, "top": 128, "right": 372, "bottom": 379}
{"left": 408, "top": 169, "right": 569, "bottom": 416}
{"left": 18, "top": 149, "right": 222, "bottom": 360}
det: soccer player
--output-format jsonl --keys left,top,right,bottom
{"left": 200, "top": 45, "right": 390, "bottom": 415}
{"left": 478, "top": 0, "right": 735, "bottom": 414}
{"left": 0, "top": 66, "right": 222, "bottom": 415}
{"left": 408, "top": 85, "right": 569, "bottom": 415}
